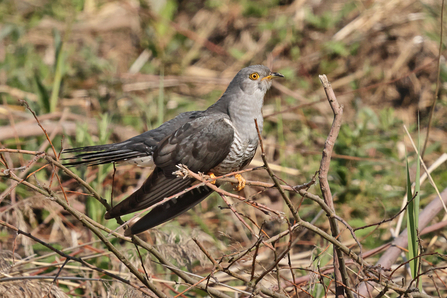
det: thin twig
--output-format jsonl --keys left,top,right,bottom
{"left": 188, "top": 238, "right": 288, "bottom": 298}
{"left": 177, "top": 166, "right": 282, "bottom": 217}
{"left": 317, "top": 74, "right": 353, "bottom": 298}
{"left": 19, "top": 99, "right": 58, "bottom": 160}
{"left": 131, "top": 236, "right": 243, "bottom": 298}
{"left": 0, "top": 220, "right": 156, "bottom": 297}
{"left": 254, "top": 119, "right": 300, "bottom": 224}
{"left": 3, "top": 172, "right": 166, "bottom": 297}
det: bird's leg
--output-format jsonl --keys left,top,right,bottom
{"left": 234, "top": 174, "right": 246, "bottom": 191}
{"left": 207, "top": 172, "right": 217, "bottom": 184}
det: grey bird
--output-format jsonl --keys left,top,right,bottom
{"left": 64, "top": 65, "right": 283, "bottom": 235}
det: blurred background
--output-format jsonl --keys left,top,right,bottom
{"left": 0, "top": 0, "right": 446, "bottom": 296}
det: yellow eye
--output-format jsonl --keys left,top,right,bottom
{"left": 249, "top": 72, "right": 259, "bottom": 80}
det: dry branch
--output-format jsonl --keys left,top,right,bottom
{"left": 317, "top": 75, "right": 353, "bottom": 298}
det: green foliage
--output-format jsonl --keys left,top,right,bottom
{"left": 310, "top": 245, "right": 332, "bottom": 297}
{"left": 35, "top": 0, "right": 84, "bottom": 21}
{"left": 277, "top": 67, "right": 295, "bottom": 80}
{"left": 153, "top": 0, "right": 177, "bottom": 37}
{"left": 406, "top": 127, "right": 421, "bottom": 288}
{"left": 310, "top": 283, "right": 325, "bottom": 298}
{"left": 305, "top": 1, "right": 356, "bottom": 30}
{"left": 49, "top": 29, "right": 66, "bottom": 113}
{"left": 242, "top": 0, "right": 280, "bottom": 17}
{"left": 143, "top": 0, "right": 178, "bottom": 58}
{"left": 229, "top": 47, "right": 246, "bottom": 60}
{"left": 205, "top": 0, "right": 223, "bottom": 9}
{"left": 34, "top": 72, "right": 51, "bottom": 112}
{"left": 351, "top": 218, "right": 386, "bottom": 249}
{"left": 330, "top": 107, "right": 404, "bottom": 212}
{"left": 440, "top": 63, "right": 447, "bottom": 83}
{"left": 306, "top": 10, "right": 340, "bottom": 30}
{"left": 323, "top": 40, "right": 349, "bottom": 57}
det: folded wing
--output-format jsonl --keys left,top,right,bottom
{"left": 106, "top": 113, "right": 235, "bottom": 233}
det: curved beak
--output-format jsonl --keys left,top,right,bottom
{"left": 262, "top": 72, "right": 285, "bottom": 81}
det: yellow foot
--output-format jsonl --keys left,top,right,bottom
{"left": 207, "top": 172, "right": 217, "bottom": 184}
{"left": 234, "top": 174, "right": 246, "bottom": 191}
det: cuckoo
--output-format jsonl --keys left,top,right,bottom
{"left": 64, "top": 65, "right": 283, "bottom": 235}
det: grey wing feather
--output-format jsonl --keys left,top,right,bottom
{"left": 105, "top": 113, "right": 235, "bottom": 222}
{"left": 63, "top": 111, "right": 202, "bottom": 166}
{"left": 154, "top": 114, "right": 235, "bottom": 177}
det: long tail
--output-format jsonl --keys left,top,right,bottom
{"left": 104, "top": 167, "right": 215, "bottom": 235}
{"left": 62, "top": 141, "right": 151, "bottom": 167}
{"left": 125, "top": 185, "right": 214, "bottom": 235}
{"left": 105, "top": 167, "right": 193, "bottom": 218}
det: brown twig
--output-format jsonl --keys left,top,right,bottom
{"left": 254, "top": 119, "right": 300, "bottom": 223}
{"left": 45, "top": 156, "right": 108, "bottom": 207}
{"left": 354, "top": 192, "right": 418, "bottom": 231}
{"left": 19, "top": 99, "right": 58, "bottom": 160}
{"left": 4, "top": 169, "right": 166, "bottom": 297}
{"left": 0, "top": 149, "right": 43, "bottom": 155}
{"left": 317, "top": 74, "right": 353, "bottom": 298}
{"left": 202, "top": 173, "right": 315, "bottom": 193}
{"left": 176, "top": 166, "right": 282, "bottom": 217}
{"left": 132, "top": 236, "right": 255, "bottom": 298}
{"left": 358, "top": 187, "right": 447, "bottom": 296}
{"left": 0, "top": 220, "right": 156, "bottom": 297}
{"left": 218, "top": 193, "right": 267, "bottom": 245}
{"left": 188, "top": 238, "right": 288, "bottom": 298}
{"left": 249, "top": 232, "right": 263, "bottom": 281}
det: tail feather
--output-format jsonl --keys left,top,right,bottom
{"left": 62, "top": 142, "right": 150, "bottom": 167}
{"left": 63, "top": 143, "right": 123, "bottom": 153}
{"left": 105, "top": 167, "right": 194, "bottom": 219}
{"left": 125, "top": 185, "right": 213, "bottom": 235}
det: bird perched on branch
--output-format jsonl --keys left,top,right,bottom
{"left": 64, "top": 65, "right": 283, "bottom": 235}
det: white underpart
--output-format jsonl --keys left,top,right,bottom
{"left": 211, "top": 118, "right": 258, "bottom": 175}
{"left": 121, "top": 156, "right": 155, "bottom": 167}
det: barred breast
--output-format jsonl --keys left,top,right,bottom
{"left": 211, "top": 128, "right": 258, "bottom": 176}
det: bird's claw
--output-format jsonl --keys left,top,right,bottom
{"left": 207, "top": 172, "right": 217, "bottom": 184}
{"left": 234, "top": 174, "right": 246, "bottom": 191}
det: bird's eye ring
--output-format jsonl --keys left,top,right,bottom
{"left": 249, "top": 72, "right": 259, "bottom": 80}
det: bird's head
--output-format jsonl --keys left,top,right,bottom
{"left": 208, "top": 65, "right": 284, "bottom": 116}
{"left": 232, "top": 65, "right": 284, "bottom": 95}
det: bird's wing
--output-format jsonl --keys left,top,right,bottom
{"left": 105, "top": 114, "right": 234, "bottom": 223}
{"left": 62, "top": 111, "right": 201, "bottom": 166}
{"left": 154, "top": 114, "right": 235, "bottom": 176}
